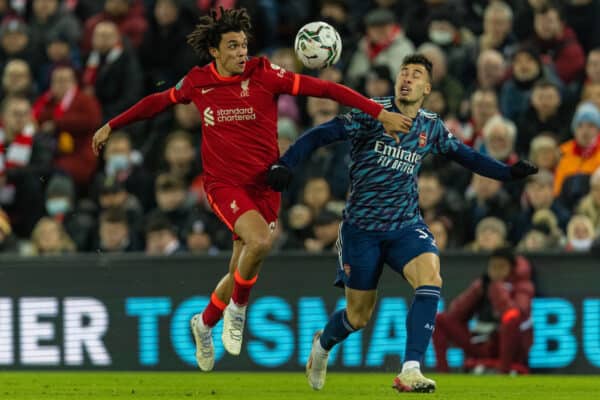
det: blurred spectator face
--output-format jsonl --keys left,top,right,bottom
{"left": 367, "top": 23, "right": 395, "bottom": 45}
{"left": 418, "top": 45, "right": 446, "bottom": 83}
{"left": 187, "top": 230, "right": 212, "bottom": 253}
{"left": 47, "top": 40, "right": 70, "bottom": 62}
{"left": 33, "top": 218, "right": 62, "bottom": 254}
{"left": 271, "top": 48, "right": 298, "bottom": 73}
{"left": 567, "top": 215, "right": 595, "bottom": 251}
{"left": 105, "top": 0, "right": 130, "bottom": 17}
{"left": 476, "top": 227, "right": 504, "bottom": 251}
{"left": 586, "top": 50, "right": 600, "bottom": 83}
{"left": 365, "top": 75, "right": 391, "bottom": 98}
{"left": 574, "top": 122, "right": 599, "bottom": 148}
{"left": 477, "top": 50, "right": 505, "bottom": 89}
{"left": 531, "top": 141, "right": 559, "bottom": 171}
{"left": 2, "top": 60, "right": 31, "bottom": 97}
{"left": 46, "top": 195, "right": 71, "bottom": 217}
{"left": 472, "top": 174, "right": 502, "bottom": 201}
{"left": 165, "top": 134, "right": 195, "bottom": 175}
{"left": 583, "top": 83, "right": 600, "bottom": 111}
{"left": 155, "top": 0, "right": 178, "bottom": 26}
{"left": 484, "top": 121, "right": 514, "bottom": 161}
{"left": 146, "top": 229, "right": 177, "bottom": 255}
{"left": 534, "top": 8, "right": 561, "bottom": 40}
{"left": 100, "top": 220, "right": 129, "bottom": 251}
{"left": 314, "top": 220, "right": 340, "bottom": 246}
{"left": 471, "top": 90, "right": 498, "bottom": 128}
{"left": 288, "top": 204, "right": 313, "bottom": 231}
{"left": 307, "top": 97, "right": 339, "bottom": 126}
{"left": 521, "top": 230, "right": 548, "bottom": 251}
{"left": 104, "top": 136, "right": 132, "bottom": 174}
{"left": 1, "top": 97, "right": 31, "bottom": 136}
{"left": 175, "top": 103, "right": 202, "bottom": 130}
{"left": 303, "top": 178, "right": 331, "bottom": 212}
{"left": 428, "top": 220, "right": 448, "bottom": 250}
{"left": 513, "top": 52, "right": 540, "bottom": 82}
{"left": 531, "top": 85, "right": 560, "bottom": 117}
{"left": 33, "top": 0, "right": 59, "bottom": 20}
{"left": 418, "top": 174, "right": 444, "bottom": 211}
{"left": 92, "top": 21, "right": 120, "bottom": 54}
{"left": 423, "top": 90, "right": 446, "bottom": 116}
{"left": 488, "top": 256, "right": 512, "bottom": 281}
{"left": 318, "top": 67, "right": 342, "bottom": 83}
{"left": 320, "top": 2, "right": 347, "bottom": 24}
{"left": 1, "top": 27, "right": 28, "bottom": 55}
{"left": 483, "top": 4, "right": 512, "bottom": 46}
{"left": 156, "top": 186, "right": 186, "bottom": 212}
{"left": 50, "top": 67, "right": 76, "bottom": 99}
{"left": 526, "top": 180, "right": 553, "bottom": 209}
{"left": 428, "top": 20, "right": 456, "bottom": 46}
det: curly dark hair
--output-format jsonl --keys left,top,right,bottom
{"left": 401, "top": 54, "right": 433, "bottom": 81}
{"left": 187, "top": 7, "right": 252, "bottom": 59}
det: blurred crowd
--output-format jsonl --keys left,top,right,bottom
{"left": 1, "top": 0, "right": 600, "bottom": 256}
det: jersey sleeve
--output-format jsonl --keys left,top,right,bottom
{"left": 338, "top": 108, "right": 378, "bottom": 140}
{"left": 430, "top": 119, "right": 461, "bottom": 155}
{"left": 168, "top": 75, "right": 194, "bottom": 104}
{"left": 259, "top": 60, "right": 299, "bottom": 95}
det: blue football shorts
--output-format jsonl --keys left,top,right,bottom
{"left": 334, "top": 220, "right": 439, "bottom": 290}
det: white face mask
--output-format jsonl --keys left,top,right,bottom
{"left": 429, "top": 29, "right": 453, "bottom": 45}
{"left": 569, "top": 238, "right": 593, "bottom": 251}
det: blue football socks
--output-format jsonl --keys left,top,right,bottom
{"left": 405, "top": 285, "right": 441, "bottom": 364}
{"left": 319, "top": 309, "right": 357, "bottom": 351}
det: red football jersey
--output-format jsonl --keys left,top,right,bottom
{"left": 169, "top": 57, "right": 300, "bottom": 190}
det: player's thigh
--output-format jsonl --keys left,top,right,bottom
{"left": 345, "top": 286, "right": 377, "bottom": 328}
{"left": 254, "top": 189, "right": 281, "bottom": 234}
{"left": 336, "top": 222, "right": 385, "bottom": 291}
{"left": 384, "top": 222, "right": 440, "bottom": 288}
{"left": 206, "top": 186, "right": 269, "bottom": 242}
{"left": 402, "top": 253, "right": 442, "bottom": 289}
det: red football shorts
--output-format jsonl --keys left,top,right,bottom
{"left": 205, "top": 185, "right": 281, "bottom": 241}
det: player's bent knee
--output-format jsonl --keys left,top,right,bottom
{"left": 245, "top": 234, "right": 273, "bottom": 256}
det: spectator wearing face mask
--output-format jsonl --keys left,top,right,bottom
{"left": 44, "top": 174, "right": 95, "bottom": 251}
{"left": 93, "top": 130, "right": 154, "bottom": 212}
{"left": 565, "top": 214, "right": 596, "bottom": 252}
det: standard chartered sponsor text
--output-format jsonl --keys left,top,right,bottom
{"left": 217, "top": 107, "right": 256, "bottom": 122}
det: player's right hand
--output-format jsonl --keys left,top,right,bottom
{"left": 266, "top": 162, "right": 293, "bottom": 192}
{"left": 92, "top": 124, "right": 112, "bottom": 156}
{"left": 376, "top": 109, "right": 413, "bottom": 142}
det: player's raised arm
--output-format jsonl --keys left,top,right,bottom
{"left": 266, "top": 117, "right": 347, "bottom": 191}
{"left": 294, "top": 74, "right": 412, "bottom": 141}
{"left": 92, "top": 77, "right": 193, "bottom": 155}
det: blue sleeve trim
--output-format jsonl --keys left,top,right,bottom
{"left": 280, "top": 117, "right": 347, "bottom": 169}
{"left": 446, "top": 141, "right": 512, "bottom": 181}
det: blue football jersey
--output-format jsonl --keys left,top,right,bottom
{"left": 339, "top": 97, "right": 460, "bottom": 231}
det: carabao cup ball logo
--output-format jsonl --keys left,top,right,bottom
{"left": 294, "top": 21, "right": 342, "bottom": 69}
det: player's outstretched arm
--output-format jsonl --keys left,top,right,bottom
{"left": 295, "top": 75, "right": 412, "bottom": 141}
{"left": 446, "top": 141, "right": 538, "bottom": 181}
{"left": 266, "top": 118, "right": 346, "bottom": 192}
{"left": 91, "top": 90, "right": 175, "bottom": 155}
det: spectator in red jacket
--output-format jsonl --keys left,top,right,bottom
{"left": 32, "top": 63, "right": 102, "bottom": 187}
{"left": 433, "top": 247, "right": 535, "bottom": 374}
{"left": 81, "top": 0, "right": 148, "bottom": 53}
{"left": 530, "top": 1, "right": 585, "bottom": 84}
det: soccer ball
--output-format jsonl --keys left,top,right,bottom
{"left": 294, "top": 21, "right": 342, "bottom": 69}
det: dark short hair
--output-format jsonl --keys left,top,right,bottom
{"left": 535, "top": 0, "right": 562, "bottom": 17}
{"left": 145, "top": 212, "right": 175, "bottom": 236}
{"left": 533, "top": 78, "right": 560, "bottom": 92}
{"left": 490, "top": 246, "right": 516, "bottom": 267}
{"left": 100, "top": 207, "right": 128, "bottom": 225}
{"left": 187, "top": 7, "right": 252, "bottom": 59}
{"left": 401, "top": 54, "right": 433, "bottom": 81}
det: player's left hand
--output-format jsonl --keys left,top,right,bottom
{"left": 510, "top": 160, "right": 538, "bottom": 180}
{"left": 266, "top": 162, "right": 293, "bottom": 192}
{"left": 376, "top": 109, "right": 413, "bottom": 142}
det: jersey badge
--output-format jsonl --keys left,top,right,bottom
{"left": 241, "top": 79, "right": 250, "bottom": 97}
{"left": 419, "top": 132, "right": 427, "bottom": 147}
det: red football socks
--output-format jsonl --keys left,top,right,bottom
{"left": 231, "top": 269, "right": 258, "bottom": 306}
{"left": 202, "top": 292, "right": 227, "bottom": 327}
